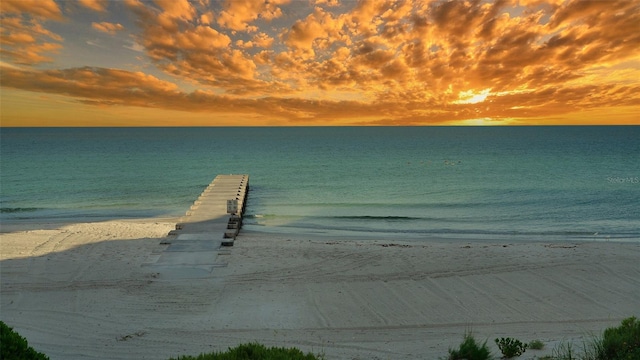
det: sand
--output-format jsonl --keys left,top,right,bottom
{"left": 1, "top": 219, "right": 639, "bottom": 359}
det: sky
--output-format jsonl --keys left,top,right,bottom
{"left": 0, "top": 0, "right": 639, "bottom": 126}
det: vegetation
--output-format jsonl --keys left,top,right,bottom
{"left": 446, "top": 332, "right": 494, "bottom": 360}
{"left": 168, "top": 343, "right": 324, "bottom": 360}
{"left": 0, "top": 321, "right": 49, "bottom": 360}
{"left": 528, "top": 339, "right": 545, "bottom": 350}
{"left": 495, "top": 337, "right": 527, "bottom": 358}
{"left": 599, "top": 316, "right": 640, "bottom": 360}
{"left": 544, "top": 342, "right": 580, "bottom": 360}
{"left": 541, "top": 317, "right": 640, "bottom": 360}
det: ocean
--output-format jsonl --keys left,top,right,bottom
{"left": 1, "top": 127, "right": 638, "bottom": 241}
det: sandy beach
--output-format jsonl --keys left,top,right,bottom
{"left": 1, "top": 219, "right": 638, "bottom": 359}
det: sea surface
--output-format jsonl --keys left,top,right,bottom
{"left": 1, "top": 127, "right": 638, "bottom": 241}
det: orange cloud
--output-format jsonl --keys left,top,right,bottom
{"left": 1, "top": 66, "right": 179, "bottom": 106}
{"left": 1, "top": 42, "right": 63, "bottom": 65}
{"left": 217, "top": 0, "right": 289, "bottom": 32}
{"left": 0, "top": 65, "right": 376, "bottom": 124}
{"left": 236, "top": 32, "right": 275, "bottom": 49}
{"left": 155, "top": 0, "right": 196, "bottom": 22}
{"left": 5, "top": 62, "right": 636, "bottom": 126}
{"left": 92, "top": 22, "right": 124, "bottom": 35}
{"left": 78, "top": 0, "right": 108, "bottom": 12}
{"left": 126, "top": 0, "right": 267, "bottom": 93}
{"left": 286, "top": 6, "right": 347, "bottom": 52}
{"left": 0, "top": 12, "right": 63, "bottom": 65}
{"left": 315, "top": 0, "right": 341, "bottom": 7}
{"left": 0, "top": 0, "right": 63, "bottom": 20}
{"left": 122, "top": 0, "right": 640, "bottom": 109}
{"left": 251, "top": 32, "right": 274, "bottom": 48}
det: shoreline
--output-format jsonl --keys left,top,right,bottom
{"left": 0, "top": 215, "right": 182, "bottom": 233}
{"left": 1, "top": 218, "right": 639, "bottom": 359}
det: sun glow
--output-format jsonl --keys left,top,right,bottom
{"left": 453, "top": 89, "right": 492, "bottom": 105}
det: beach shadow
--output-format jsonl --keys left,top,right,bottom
{"left": 0, "top": 216, "right": 247, "bottom": 358}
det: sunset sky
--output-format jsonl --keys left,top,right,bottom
{"left": 1, "top": 0, "right": 639, "bottom": 126}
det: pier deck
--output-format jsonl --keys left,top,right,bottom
{"left": 147, "top": 174, "right": 249, "bottom": 279}
{"left": 175, "top": 174, "right": 249, "bottom": 240}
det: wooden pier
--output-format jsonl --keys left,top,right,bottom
{"left": 171, "top": 174, "right": 249, "bottom": 245}
{"left": 146, "top": 174, "right": 249, "bottom": 279}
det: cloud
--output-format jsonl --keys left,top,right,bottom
{"left": 92, "top": 22, "right": 125, "bottom": 35}
{"left": 548, "top": 0, "right": 613, "bottom": 29}
{"left": 0, "top": 0, "right": 63, "bottom": 20}
{"left": 1, "top": 1, "right": 64, "bottom": 65}
{"left": 0, "top": 65, "right": 370, "bottom": 122}
{"left": 285, "top": 6, "right": 346, "bottom": 51}
{"left": 5, "top": 61, "right": 636, "bottom": 126}
{"left": 155, "top": 0, "right": 196, "bottom": 22}
{"left": 124, "top": 41, "right": 145, "bottom": 52}
{"left": 251, "top": 32, "right": 275, "bottom": 48}
{"left": 315, "top": 0, "right": 341, "bottom": 7}
{"left": 0, "top": 42, "right": 63, "bottom": 65}
{"left": 216, "top": 0, "right": 290, "bottom": 31}
{"left": 120, "top": 0, "right": 639, "bottom": 109}
{"left": 125, "top": 0, "right": 269, "bottom": 93}
{"left": 86, "top": 39, "right": 104, "bottom": 48}
{"left": 78, "top": 0, "right": 108, "bottom": 12}
{"left": 0, "top": 66, "right": 180, "bottom": 107}
{"left": 117, "top": 0, "right": 640, "bottom": 123}
{"left": 0, "top": 14, "right": 63, "bottom": 65}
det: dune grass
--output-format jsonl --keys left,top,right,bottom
{"left": 528, "top": 339, "right": 545, "bottom": 350}
{"left": 540, "top": 316, "right": 639, "bottom": 360}
{"left": 445, "top": 332, "right": 494, "bottom": 360}
{"left": 167, "top": 343, "right": 324, "bottom": 360}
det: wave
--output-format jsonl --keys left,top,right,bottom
{"left": 246, "top": 214, "right": 421, "bottom": 221}
{"left": 334, "top": 215, "right": 420, "bottom": 221}
{"left": 245, "top": 222, "right": 638, "bottom": 240}
{"left": 0, "top": 207, "right": 170, "bottom": 222}
{"left": 0, "top": 207, "right": 41, "bottom": 213}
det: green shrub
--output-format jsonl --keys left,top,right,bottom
{"left": 495, "top": 337, "right": 527, "bottom": 358}
{"left": 0, "top": 321, "right": 49, "bottom": 360}
{"left": 599, "top": 316, "right": 640, "bottom": 360}
{"left": 168, "top": 342, "right": 323, "bottom": 360}
{"left": 446, "top": 332, "right": 494, "bottom": 360}
{"left": 545, "top": 317, "right": 640, "bottom": 360}
{"left": 528, "top": 339, "right": 544, "bottom": 350}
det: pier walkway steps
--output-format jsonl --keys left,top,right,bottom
{"left": 146, "top": 174, "right": 249, "bottom": 279}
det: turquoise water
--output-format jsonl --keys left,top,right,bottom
{"left": 1, "top": 127, "right": 639, "bottom": 241}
